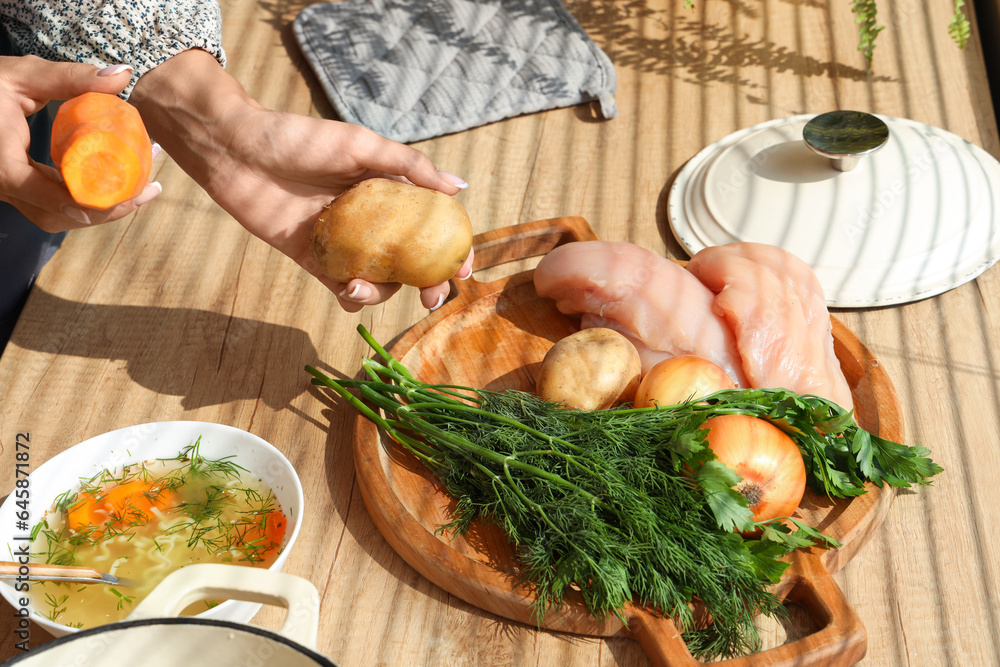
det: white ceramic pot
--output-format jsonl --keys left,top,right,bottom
{"left": 0, "top": 422, "right": 304, "bottom": 637}
{"left": 1, "top": 564, "right": 336, "bottom": 666}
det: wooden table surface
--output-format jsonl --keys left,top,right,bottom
{"left": 1, "top": 1, "right": 998, "bottom": 665}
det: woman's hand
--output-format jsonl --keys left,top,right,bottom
{"left": 131, "top": 49, "right": 473, "bottom": 312}
{"left": 0, "top": 55, "right": 161, "bottom": 232}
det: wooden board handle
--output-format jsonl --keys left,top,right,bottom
{"left": 627, "top": 550, "right": 866, "bottom": 666}
{"left": 470, "top": 216, "right": 599, "bottom": 271}
{"left": 449, "top": 216, "right": 599, "bottom": 302}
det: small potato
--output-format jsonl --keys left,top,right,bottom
{"left": 535, "top": 328, "right": 642, "bottom": 410}
{"left": 310, "top": 178, "right": 473, "bottom": 287}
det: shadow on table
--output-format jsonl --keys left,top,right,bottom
{"left": 565, "top": 0, "right": 885, "bottom": 86}
{"left": 265, "top": 0, "right": 888, "bottom": 131}
{"left": 9, "top": 288, "right": 317, "bottom": 410}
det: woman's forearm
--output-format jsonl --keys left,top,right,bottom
{"left": 127, "top": 46, "right": 471, "bottom": 313}
{"left": 129, "top": 49, "right": 262, "bottom": 196}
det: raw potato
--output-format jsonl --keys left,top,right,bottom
{"left": 535, "top": 328, "right": 642, "bottom": 410}
{"left": 310, "top": 178, "right": 473, "bottom": 287}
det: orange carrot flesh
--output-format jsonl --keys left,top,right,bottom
{"left": 263, "top": 511, "right": 287, "bottom": 552}
{"left": 66, "top": 480, "right": 176, "bottom": 536}
{"left": 51, "top": 92, "right": 152, "bottom": 210}
{"left": 234, "top": 510, "right": 287, "bottom": 558}
{"left": 65, "top": 492, "right": 103, "bottom": 532}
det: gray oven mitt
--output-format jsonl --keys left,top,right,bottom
{"left": 292, "top": 0, "right": 617, "bottom": 144}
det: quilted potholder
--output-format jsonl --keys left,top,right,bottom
{"left": 292, "top": 0, "right": 617, "bottom": 144}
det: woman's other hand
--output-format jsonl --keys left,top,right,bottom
{"left": 130, "top": 49, "right": 473, "bottom": 312}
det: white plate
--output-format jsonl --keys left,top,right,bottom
{"left": 668, "top": 114, "right": 1000, "bottom": 307}
{"left": 0, "top": 421, "right": 304, "bottom": 637}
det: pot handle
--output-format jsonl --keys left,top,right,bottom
{"left": 126, "top": 564, "right": 321, "bottom": 649}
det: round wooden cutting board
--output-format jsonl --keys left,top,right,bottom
{"left": 350, "top": 217, "right": 903, "bottom": 666}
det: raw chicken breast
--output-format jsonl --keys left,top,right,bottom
{"left": 579, "top": 314, "right": 694, "bottom": 375}
{"left": 534, "top": 241, "right": 748, "bottom": 385}
{"left": 686, "top": 242, "right": 854, "bottom": 410}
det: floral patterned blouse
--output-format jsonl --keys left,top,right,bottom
{"left": 0, "top": 0, "right": 227, "bottom": 99}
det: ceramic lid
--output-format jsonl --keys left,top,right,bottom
{"left": 668, "top": 113, "right": 1000, "bottom": 307}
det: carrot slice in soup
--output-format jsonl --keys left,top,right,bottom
{"left": 237, "top": 510, "right": 287, "bottom": 558}
{"left": 66, "top": 480, "right": 176, "bottom": 535}
{"left": 66, "top": 491, "right": 105, "bottom": 532}
{"left": 263, "top": 510, "right": 287, "bottom": 551}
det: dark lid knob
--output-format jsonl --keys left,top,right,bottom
{"left": 803, "top": 110, "right": 890, "bottom": 171}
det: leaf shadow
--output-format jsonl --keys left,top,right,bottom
{"left": 564, "top": 0, "right": 892, "bottom": 90}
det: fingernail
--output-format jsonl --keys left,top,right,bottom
{"left": 133, "top": 181, "right": 162, "bottom": 206}
{"left": 429, "top": 293, "right": 446, "bottom": 311}
{"left": 151, "top": 142, "right": 162, "bottom": 161}
{"left": 438, "top": 171, "right": 468, "bottom": 189}
{"left": 458, "top": 266, "right": 473, "bottom": 281}
{"left": 339, "top": 284, "right": 372, "bottom": 301}
{"left": 62, "top": 205, "right": 91, "bottom": 225}
{"left": 97, "top": 64, "right": 134, "bottom": 77}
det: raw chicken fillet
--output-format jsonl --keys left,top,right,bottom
{"left": 533, "top": 241, "right": 748, "bottom": 385}
{"left": 686, "top": 242, "right": 854, "bottom": 410}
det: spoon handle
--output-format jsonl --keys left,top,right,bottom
{"left": 0, "top": 560, "right": 108, "bottom": 582}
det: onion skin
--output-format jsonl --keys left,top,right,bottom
{"left": 702, "top": 414, "right": 806, "bottom": 533}
{"left": 634, "top": 355, "right": 737, "bottom": 408}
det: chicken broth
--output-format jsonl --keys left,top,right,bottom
{"left": 27, "top": 439, "right": 288, "bottom": 629}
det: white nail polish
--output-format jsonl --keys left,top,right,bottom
{"left": 437, "top": 171, "right": 468, "bottom": 189}
{"left": 97, "top": 64, "right": 134, "bottom": 77}
{"left": 62, "top": 205, "right": 91, "bottom": 225}
{"left": 429, "top": 293, "right": 446, "bottom": 311}
{"left": 133, "top": 181, "right": 162, "bottom": 206}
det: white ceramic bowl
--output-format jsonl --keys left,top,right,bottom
{"left": 0, "top": 421, "right": 304, "bottom": 638}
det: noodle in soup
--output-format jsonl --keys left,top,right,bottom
{"left": 28, "top": 438, "right": 288, "bottom": 629}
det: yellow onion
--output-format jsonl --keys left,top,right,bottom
{"left": 634, "top": 355, "right": 736, "bottom": 408}
{"left": 702, "top": 414, "right": 806, "bottom": 533}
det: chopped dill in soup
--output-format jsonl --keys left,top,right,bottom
{"left": 28, "top": 438, "right": 288, "bottom": 629}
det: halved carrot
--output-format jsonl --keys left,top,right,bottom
{"left": 236, "top": 510, "right": 287, "bottom": 558}
{"left": 66, "top": 480, "right": 177, "bottom": 534}
{"left": 261, "top": 510, "right": 287, "bottom": 552}
{"left": 65, "top": 492, "right": 103, "bottom": 532}
{"left": 50, "top": 92, "right": 153, "bottom": 210}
